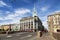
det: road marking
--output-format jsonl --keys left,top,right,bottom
{"left": 7, "top": 35, "right": 12, "bottom": 38}
{"left": 26, "top": 35, "right": 32, "bottom": 37}
{"left": 17, "top": 32, "right": 28, "bottom": 35}
{"left": 21, "top": 35, "right": 32, "bottom": 39}
{"left": 6, "top": 32, "right": 29, "bottom": 38}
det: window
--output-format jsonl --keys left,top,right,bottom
{"left": 31, "top": 22, "right": 33, "bottom": 29}
{"left": 29, "top": 22, "right": 30, "bottom": 29}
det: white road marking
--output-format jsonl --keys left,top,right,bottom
{"left": 17, "top": 32, "right": 28, "bottom": 35}
{"left": 26, "top": 35, "right": 32, "bottom": 37}
{"left": 21, "top": 35, "right": 32, "bottom": 39}
{"left": 6, "top": 32, "right": 29, "bottom": 38}
{"left": 7, "top": 35, "right": 12, "bottom": 38}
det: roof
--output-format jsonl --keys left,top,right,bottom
{"left": 20, "top": 16, "right": 33, "bottom": 21}
{"left": 48, "top": 11, "right": 60, "bottom": 17}
{"left": 20, "top": 16, "right": 38, "bottom": 21}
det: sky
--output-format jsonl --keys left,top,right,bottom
{"left": 0, "top": 0, "right": 60, "bottom": 29}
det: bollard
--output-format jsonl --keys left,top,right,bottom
{"left": 37, "top": 31, "right": 42, "bottom": 37}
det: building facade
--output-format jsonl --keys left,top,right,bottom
{"left": 10, "top": 24, "right": 20, "bottom": 31}
{"left": 0, "top": 24, "right": 20, "bottom": 32}
{"left": 48, "top": 12, "right": 60, "bottom": 32}
{"left": 20, "top": 16, "right": 44, "bottom": 32}
{"left": 20, "top": 6, "right": 44, "bottom": 32}
{"left": 0, "top": 25, "right": 11, "bottom": 31}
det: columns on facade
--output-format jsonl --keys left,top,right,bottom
{"left": 20, "top": 22, "right": 22, "bottom": 31}
{"left": 24, "top": 21, "right": 26, "bottom": 31}
{"left": 36, "top": 22, "right": 38, "bottom": 30}
{"left": 23, "top": 22, "right": 24, "bottom": 31}
{"left": 33, "top": 17, "right": 35, "bottom": 32}
{"left": 22, "top": 22, "right": 23, "bottom": 31}
{"left": 24, "top": 22, "right": 26, "bottom": 31}
{"left": 22, "top": 22, "right": 24, "bottom": 31}
{"left": 30, "top": 20, "right": 31, "bottom": 30}
{"left": 28, "top": 20, "right": 29, "bottom": 30}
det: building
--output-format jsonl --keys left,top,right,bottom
{"left": 0, "top": 25, "right": 2, "bottom": 31}
{"left": 20, "top": 5, "right": 44, "bottom": 32}
{"left": 0, "top": 24, "right": 11, "bottom": 31}
{"left": 0, "top": 24, "right": 20, "bottom": 32}
{"left": 47, "top": 12, "right": 60, "bottom": 32}
{"left": 10, "top": 24, "right": 20, "bottom": 31}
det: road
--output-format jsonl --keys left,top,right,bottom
{"left": 0, "top": 32, "right": 37, "bottom": 40}
{"left": 37, "top": 32, "right": 56, "bottom": 40}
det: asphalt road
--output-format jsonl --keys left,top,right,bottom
{"left": 37, "top": 32, "right": 56, "bottom": 40}
{"left": 0, "top": 32, "right": 37, "bottom": 40}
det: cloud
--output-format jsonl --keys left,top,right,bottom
{"left": 0, "top": 1, "right": 11, "bottom": 7}
{"left": 14, "top": 8, "right": 31, "bottom": 16}
{"left": 42, "top": 21, "right": 48, "bottom": 29}
{"left": 4, "top": 8, "right": 31, "bottom": 20}
{"left": 41, "top": 6, "right": 49, "bottom": 12}
{"left": 51, "top": 10, "right": 60, "bottom": 14}
{"left": 0, "top": 8, "right": 31, "bottom": 25}
{"left": 0, "top": 17, "right": 20, "bottom": 25}
{"left": 0, "top": 17, "right": 4, "bottom": 20}
{"left": 39, "top": 16, "right": 48, "bottom": 29}
{"left": 0, "top": 8, "right": 31, "bottom": 20}
{"left": 47, "top": 10, "right": 60, "bottom": 16}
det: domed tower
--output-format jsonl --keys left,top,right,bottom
{"left": 32, "top": 3, "right": 44, "bottom": 32}
{"left": 33, "top": 3, "right": 37, "bottom": 17}
{"left": 32, "top": 3, "right": 38, "bottom": 32}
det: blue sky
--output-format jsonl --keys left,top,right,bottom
{"left": 0, "top": 0, "right": 60, "bottom": 29}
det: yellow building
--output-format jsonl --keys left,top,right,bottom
{"left": 0, "top": 26, "right": 2, "bottom": 30}
{"left": 0, "top": 24, "right": 20, "bottom": 31}
{"left": 48, "top": 12, "right": 60, "bottom": 32}
{"left": 1, "top": 25, "right": 11, "bottom": 31}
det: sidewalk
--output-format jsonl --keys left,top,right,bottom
{"left": 30, "top": 36, "right": 40, "bottom": 40}
{"left": 30, "top": 35, "right": 56, "bottom": 40}
{"left": 30, "top": 33, "right": 57, "bottom": 40}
